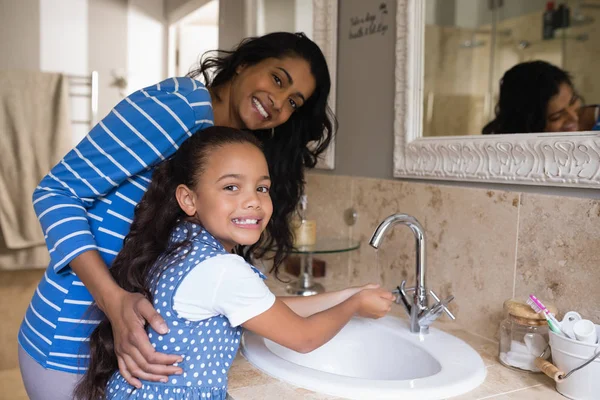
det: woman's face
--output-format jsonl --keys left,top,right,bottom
{"left": 545, "top": 82, "right": 581, "bottom": 132}
{"left": 229, "top": 56, "right": 316, "bottom": 131}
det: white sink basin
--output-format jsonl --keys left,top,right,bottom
{"left": 241, "top": 316, "right": 486, "bottom": 399}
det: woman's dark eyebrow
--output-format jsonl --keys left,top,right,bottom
{"left": 277, "top": 67, "right": 306, "bottom": 102}
{"left": 569, "top": 94, "right": 579, "bottom": 105}
{"left": 277, "top": 67, "right": 293, "bottom": 84}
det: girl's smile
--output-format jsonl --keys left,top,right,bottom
{"left": 231, "top": 216, "right": 264, "bottom": 229}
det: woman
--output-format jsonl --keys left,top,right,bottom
{"left": 18, "top": 32, "right": 335, "bottom": 399}
{"left": 482, "top": 60, "right": 582, "bottom": 134}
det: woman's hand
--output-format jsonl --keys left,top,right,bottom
{"left": 351, "top": 287, "right": 395, "bottom": 319}
{"left": 103, "top": 290, "right": 183, "bottom": 388}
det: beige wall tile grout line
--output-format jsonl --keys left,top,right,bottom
{"left": 512, "top": 193, "right": 522, "bottom": 299}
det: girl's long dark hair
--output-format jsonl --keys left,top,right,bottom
{"left": 482, "top": 60, "right": 573, "bottom": 134}
{"left": 188, "top": 32, "right": 336, "bottom": 270}
{"left": 74, "top": 127, "right": 264, "bottom": 400}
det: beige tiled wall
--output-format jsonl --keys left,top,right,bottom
{"left": 305, "top": 172, "right": 600, "bottom": 341}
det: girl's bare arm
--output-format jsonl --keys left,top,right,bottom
{"left": 278, "top": 284, "right": 380, "bottom": 317}
{"left": 242, "top": 288, "right": 394, "bottom": 353}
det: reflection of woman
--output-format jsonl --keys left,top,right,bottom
{"left": 18, "top": 32, "right": 335, "bottom": 400}
{"left": 482, "top": 60, "right": 583, "bottom": 134}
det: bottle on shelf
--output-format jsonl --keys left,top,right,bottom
{"left": 543, "top": 1, "right": 556, "bottom": 40}
{"left": 554, "top": 3, "right": 570, "bottom": 29}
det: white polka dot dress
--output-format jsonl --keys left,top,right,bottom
{"left": 105, "top": 221, "right": 266, "bottom": 399}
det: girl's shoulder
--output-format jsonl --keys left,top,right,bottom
{"left": 196, "top": 253, "right": 268, "bottom": 280}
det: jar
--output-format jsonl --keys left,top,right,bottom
{"left": 498, "top": 298, "right": 556, "bottom": 373}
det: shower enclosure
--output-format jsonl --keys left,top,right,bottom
{"left": 423, "top": 0, "right": 599, "bottom": 137}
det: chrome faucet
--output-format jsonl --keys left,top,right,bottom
{"left": 369, "top": 214, "right": 455, "bottom": 334}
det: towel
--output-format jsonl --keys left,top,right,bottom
{"left": 0, "top": 70, "right": 72, "bottom": 250}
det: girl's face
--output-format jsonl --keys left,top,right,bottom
{"left": 230, "top": 56, "right": 316, "bottom": 131}
{"left": 545, "top": 82, "right": 581, "bottom": 132}
{"left": 180, "top": 142, "right": 273, "bottom": 252}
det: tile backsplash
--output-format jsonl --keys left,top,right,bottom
{"left": 304, "top": 172, "right": 600, "bottom": 341}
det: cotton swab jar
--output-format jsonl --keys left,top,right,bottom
{"left": 498, "top": 298, "right": 557, "bottom": 373}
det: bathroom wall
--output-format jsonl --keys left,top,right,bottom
{"left": 332, "top": 0, "right": 396, "bottom": 179}
{"left": 316, "top": 0, "right": 600, "bottom": 341}
{"left": 0, "top": 0, "right": 40, "bottom": 70}
{"left": 303, "top": 172, "right": 600, "bottom": 341}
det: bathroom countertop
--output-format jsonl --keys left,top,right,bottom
{"left": 226, "top": 276, "right": 566, "bottom": 400}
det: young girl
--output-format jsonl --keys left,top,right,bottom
{"left": 74, "top": 126, "right": 394, "bottom": 400}
{"left": 19, "top": 32, "right": 337, "bottom": 398}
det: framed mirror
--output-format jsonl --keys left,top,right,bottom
{"left": 394, "top": 0, "right": 600, "bottom": 188}
{"left": 248, "top": 0, "right": 338, "bottom": 170}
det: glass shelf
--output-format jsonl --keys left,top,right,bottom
{"left": 290, "top": 239, "right": 360, "bottom": 255}
{"left": 286, "top": 239, "right": 360, "bottom": 296}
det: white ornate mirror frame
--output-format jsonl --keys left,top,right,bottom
{"left": 313, "top": 0, "right": 338, "bottom": 170}
{"left": 393, "top": 0, "right": 600, "bottom": 188}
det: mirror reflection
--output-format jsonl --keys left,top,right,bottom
{"left": 423, "top": 0, "right": 600, "bottom": 137}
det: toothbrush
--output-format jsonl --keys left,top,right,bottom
{"left": 527, "top": 294, "right": 565, "bottom": 336}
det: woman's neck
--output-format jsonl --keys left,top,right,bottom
{"left": 209, "top": 83, "right": 243, "bottom": 129}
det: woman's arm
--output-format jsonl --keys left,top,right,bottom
{"left": 32, "top": 78, "right": 213, "bottom": 386}
{"left": 243, "top": 288, "right": 394, "bottom": 353}
{"left": 278, "top": 283, "right": 380, "bottom": 317}
{"left": 70, "top": 251, "right": 183, "bottom": 388}
{"left": 34, "top": 78, "right": 212, "bottom": 276}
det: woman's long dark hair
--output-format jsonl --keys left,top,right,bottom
{"left": 74, "top": 127, "right": 264, "bottom": 400}
{"left": 482, "top": 60, "right": 573, "bottom": 134}
{"left": 188, "top": 32, "right": 336, "bottom": 270}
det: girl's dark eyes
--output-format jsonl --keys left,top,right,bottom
{"left": 224, "top": 185, "right": 269, "bottom": 193}
{"left": 273, "top": 74, "right": 282, "bottom": 87}
{"left": 289, "top": 99, "right": 297, "bottom": 110}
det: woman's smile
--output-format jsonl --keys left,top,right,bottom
{"left": 252, "top": 97, "right": 271, "bottom": 120}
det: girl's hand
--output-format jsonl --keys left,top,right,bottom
{"left": 352, "top": 288, "right": 395, "bottom": 319}
{"left": 103, "top": 290, "right": 183, "bottom": 388}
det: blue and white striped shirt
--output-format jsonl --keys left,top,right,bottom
{"left": 18, "top": 77, "right": 214, "bottom": 373}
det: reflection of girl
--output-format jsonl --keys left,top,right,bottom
{"left": 73, "top": 127, "right": 394, "bottom": 400}
{"left": 19, "top": 32, "right": 337, "bottom": 400}
{"left": 482, "top": 60, "right": 583, "bottom": 134}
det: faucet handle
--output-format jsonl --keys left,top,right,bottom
{"left": 429, "top": 290, "right": 456, "bottom": 321}
{"left": 393, "top": 281, "right": 413, "bottom": 316}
